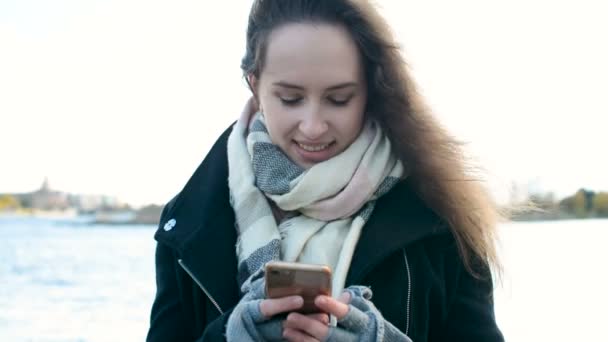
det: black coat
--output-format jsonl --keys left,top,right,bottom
{"left": 146, "top": 126, "right": 504, "bottom": 342}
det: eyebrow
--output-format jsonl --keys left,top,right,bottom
{"left": 272, "top": 81, "right": 358, "bottom": 91}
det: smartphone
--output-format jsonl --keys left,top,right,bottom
{"left": 265, "top": 261, "right": 332, "bottom": 314}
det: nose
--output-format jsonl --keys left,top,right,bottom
{"left": 298, "top": 109, "right": 328, "bottom": 140}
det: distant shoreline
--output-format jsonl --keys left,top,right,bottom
{"left": 3, "top": 211, "right": 607, "bottom": 226}
{"left": 0, "top": 208, "right": 161, "bottom": 226}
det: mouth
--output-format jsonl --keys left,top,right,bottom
{"left": 293, "top": 140, "right": 337, "bottom": 164}
{"left": 296, "top": 142, "right": 333, "bottom": 152}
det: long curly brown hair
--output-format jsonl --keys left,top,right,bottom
{"left": 241, "top": 0, "right": 503, "bottom": 277}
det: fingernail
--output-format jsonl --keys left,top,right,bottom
{"left": 316, "top": 296, "right": 327, "bottom": 305}
{"left": 339, "top": 292, "right": 351, "bottom": 303}
{"left": 292, "top": 296, "right": 303, "bottom": 306}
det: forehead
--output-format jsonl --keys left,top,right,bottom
{"left": 261, "top": 23, "right": 363, "bottom": 86}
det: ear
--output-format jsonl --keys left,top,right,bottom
{"left": 247, "top": 74, "right": 262, "bottom": 110}
{"left": 247, "top": 74, "right": 258, "bottom": 96}
{"left": 247, "top": 74, "right": 262, "bottom": 112}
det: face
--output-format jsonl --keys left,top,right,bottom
{"left": 252, "top": 23, "right": 367, "bottom": 169}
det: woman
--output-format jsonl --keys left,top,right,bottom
{"left": 147, "top": 1, "right": 504, "bottom": 341}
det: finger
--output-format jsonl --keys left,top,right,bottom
{"left": 338, "top": 291, "right": 351, "bottom": 304}
{"left": 260, "top": 296, "right": 303, "bottom": 318}
{"left": 336, "top": 304, "right": 369, "bottom": 334}
{"left": 307, "top": 313, "right": 330, "bottom": 325}
{"left": 283, "top": 327, "right": 320, "bottom": 342}
{"left": 283, "top": 312, "right": 329, "bottom": 341}
{"left": 314, "top": 295, "right": 350, "bottom": 320}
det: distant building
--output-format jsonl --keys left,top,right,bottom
{"left": 3, "top": 178, "right": 126, "bottom": 213}
{"left": 72, "top": 194, "right": 104, "bottom": 212}
{"left": 17, "top": 178, "right": 70, "bottom": 211}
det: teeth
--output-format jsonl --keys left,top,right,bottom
{"left": 298, "top": 142, "right": 331, "bottom": 152}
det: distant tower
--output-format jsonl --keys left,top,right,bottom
{"left": 40, "top": 177, "right": 51, "bottom": 193}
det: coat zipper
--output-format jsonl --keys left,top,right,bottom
{"left": 177, "top": 259, "right": 224, "bottom": 315}
{"left": 402, "top": 248, "right": 412, "bottom": 335}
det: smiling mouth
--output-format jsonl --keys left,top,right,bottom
{"left": 296, "top": 141, "right": 334, "bottom": 152}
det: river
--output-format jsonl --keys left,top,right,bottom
{"left": 1, "top": 217, "right": 606, "bottom": 341}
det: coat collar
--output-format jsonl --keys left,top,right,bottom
{"left": 345, "top": 180, "right": 448, "bottom": 285}
{"left": 154, "top": 125, "right": 448, "bottom": 312}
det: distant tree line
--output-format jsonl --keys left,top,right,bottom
{"left": 0, "top": 194, "right": 20, "bottom": 211}
{"left": 513, "top": 189, "right": 608, "bottom": 220}
{"left": 559, "top": 189, "right": 608, "bottom": 218}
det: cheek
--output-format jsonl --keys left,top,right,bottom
{"left": 339, "top": 106, "right": 366, "bottom": 139}
{"left": 261, "top": 105, "right": 294, "bottom": 143}
{"left": 346, "top": 117, "right": 364, "bottom": 140}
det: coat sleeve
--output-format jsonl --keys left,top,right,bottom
{"left": 146, "top": 241, "right": 192, "bottom": 341}
{"left": 439, "top": 243, "right": 505, "bottom": 342}
{"left": 146, "top": 204, "right": 235, "bottom": 342}
{"left": 146, "top": 238, "right": 237, "bottom": 341}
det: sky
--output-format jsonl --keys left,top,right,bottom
{"left": 1, "top": 0, "right": 606, "bottom": 207}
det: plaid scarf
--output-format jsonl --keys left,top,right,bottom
{"left": 227, "top": 99, "right": 405, "bottom": 298}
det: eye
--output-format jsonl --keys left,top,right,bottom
{"left": 279, "top": 97, "right": 302, "bottom": 106}
{"left": 328, "top": 96, "right": 352, "bottom": 107}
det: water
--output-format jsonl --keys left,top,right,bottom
{"left": 1, "top": 218, "right": 607, "bottom": 341}
{"left": 0, "top": 218, "right": 157, "bottom": 342}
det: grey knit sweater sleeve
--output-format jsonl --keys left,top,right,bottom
{"left": 325, "top": 286, "right": 413, "bottom": 342}
{"left": 225, "top": 277, "right": 284, "bottom": 342}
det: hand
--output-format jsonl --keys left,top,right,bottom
{"left": 226, "top": 277, "right": 307, "bottom": 342}
{"left": 261, "top": 296, "right": 331, "bottom": 341}
{"left": 282, "top": 292, "right": 352, "bottom": 342}
{"left": 283, "top": 286, "right": 413, "bottom": 342}
{"left": 259, "top": 297, "right": 330, "bottom": 324}
{"left": 259, "top": 295, "right": 305, "bottom": 319}
{"left": 226, "top": 276, "right": 368, "bottom": 342}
